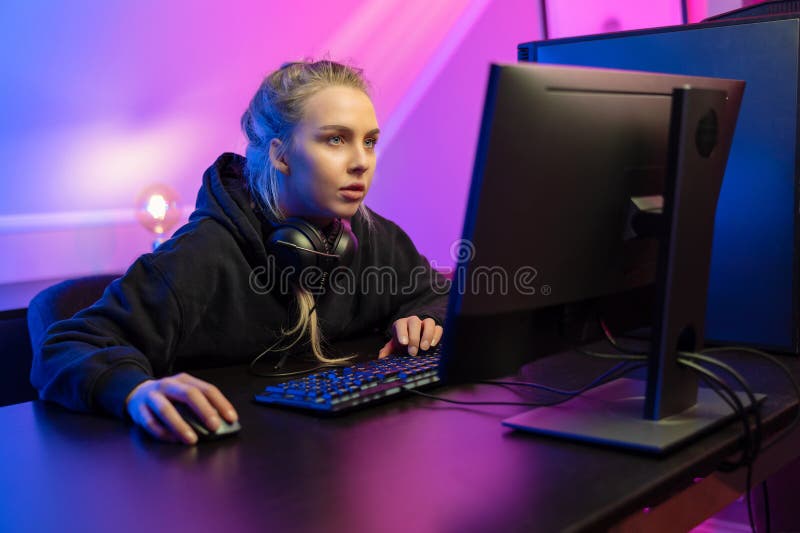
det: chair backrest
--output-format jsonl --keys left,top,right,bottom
{"left": 20, "top": 274, "right": 120, "bottom": 406}
{"left": 0, "top": 308, "right": 36, "bottom": 407}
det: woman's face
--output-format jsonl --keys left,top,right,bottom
{"left": 273, "top": 85, "right": 380, "bottom": 224}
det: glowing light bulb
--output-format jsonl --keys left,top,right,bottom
{"left": 136, "top": 184, "right": 181, "bottom": 250}
{"left": 146, "top": 194, "right": 169, "bottom": 224}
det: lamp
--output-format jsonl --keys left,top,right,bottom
{"left": 136, "top": 184, "right": 181, "bottom": 250}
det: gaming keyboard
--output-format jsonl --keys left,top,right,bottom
{"left": 254, "top": 349, "right": 442, "bottom": 413}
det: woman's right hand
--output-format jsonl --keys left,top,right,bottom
{"left": 125, "top": 373, "right": 238, "bottom": 445}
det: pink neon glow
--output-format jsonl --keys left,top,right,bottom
{"left": 687, "top": 0, "right": 711, "bottom": 22}
{"left": 0, "top": 0, "right": 476, "bottom": 284}
{"left": 545, "top": 0, "right": 684, "bottom": 39}
{"left": 1, "top": 0, "right": 742, "bottom": 286}
{"left": 320, "top": 0, "right": 474, "bottom": 124}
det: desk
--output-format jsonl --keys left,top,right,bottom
{"left": 1, "top": 340, "right": 798, "bottom": 533}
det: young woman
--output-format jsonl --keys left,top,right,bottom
{"left": 31, "top": 60, "right": 449, "bottom": 445}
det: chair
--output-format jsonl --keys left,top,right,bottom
{"left": 27, "top": 275, "right": 120, "bottom": 348}
{"left": 0, "top": 308, "right": 36, "bottom": 407}
{"left": 19, "top": 274, "right": 121, "bottom": 406}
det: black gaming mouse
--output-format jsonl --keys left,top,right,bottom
{"left": 174, "top": 403, "right": 242, "bottom": 441}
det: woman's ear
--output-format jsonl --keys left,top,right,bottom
{"left": 269, "top": 138, "right": 290, "bottom": 176}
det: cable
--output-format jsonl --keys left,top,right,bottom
{"left": 249, "top": 361, "right": 346, "bottom": 379}
{"left": 599, "top": 319, "right": 647, "bottom": 356}
{"left": 702, "top": 346, "right": 800, "bottom": 453}
{"left": 678, "top": 359, "right": 756, "bottom": 464}
{"left": 696, "top": 372, "right": 738, "bottom": 413}
{"left": 248, "top": 303, "right": 351, "bottom": 378}
{"left": 678, "top": 358, "right": 758, "bottom": 533}
{"left": 248, "top": 324, "right": 303, "bottom": 375}
{"left": 575, "top": 347, "right": 646, "bottom": 361}
{"left": 404, "top": 362, "right": 647, "bottom": 408}
{"left": 696, "top": 345, "right": 800, "bottom": 533}
{"left": 679, "top": 354, "right": 762, "bottom": 473}
{"left": 403, "top": 389, "right": 570, "bottom": 407}
{"left": 680, "top": 351, "right": 763, "bottom": 456}
{"left": 247, "top": 330, "right": 345, "bottom": 378}
{"left": 479, "top": 360, "right": 637, "bottom": 396}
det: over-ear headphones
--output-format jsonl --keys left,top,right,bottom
{"left": 265, "top": 217, "right": 358, "bottom": 277}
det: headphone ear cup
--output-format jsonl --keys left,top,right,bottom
{"left": 266, "top": 218, "right": 328, "bottom": 273}
{"left": 330, "top": 220, "right": 358, "bottom": 268}
{"left": 264, "top": 217, "right": 359, "bottom": 284}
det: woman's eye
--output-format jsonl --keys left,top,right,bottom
{"left": 328, "top": 135, "right": 343, "bottom": 145}
{"left": 365, "top": 138, "right": 377, "bottom": 148}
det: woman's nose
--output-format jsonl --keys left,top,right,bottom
{"left": 348, "top": 146, "right": 370, "bottom": 175}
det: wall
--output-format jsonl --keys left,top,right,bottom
{"left": 1, "top": 0, "right": 745, "bottom": 295}
{"left": 0, "top": 0, "right": 481, "bottom": 284}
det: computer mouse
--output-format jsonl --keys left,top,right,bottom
{"left": 174, "top": 403, "right": 242, "bottom": 441}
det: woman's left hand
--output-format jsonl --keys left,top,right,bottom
{"left": 378, "top": 316, "right": 443, "bottom": 358}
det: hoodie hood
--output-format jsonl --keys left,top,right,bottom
{"left": 190, "top": 152, "right": 270, "bottom": 266}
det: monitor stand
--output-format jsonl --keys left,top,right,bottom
{"left": 502, "top": 87, "right": 765, "bottom": 454}
{"left": 502, "top": 378, "right": 764, "bottom": 454}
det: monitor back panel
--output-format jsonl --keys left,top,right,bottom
{"left": 520, "top": 17, "right": 800, "bottom": 352}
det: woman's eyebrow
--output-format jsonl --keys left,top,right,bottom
{"left": 318, "top": 125, "right": 381, "bottom": 135}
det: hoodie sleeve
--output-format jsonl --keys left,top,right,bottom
{"left": 381, "top": 220, "right": 451, "bottom": 335}
{"left": 30, "top": 254, "right": 183, "bottom": 419}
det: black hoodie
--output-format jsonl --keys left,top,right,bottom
{"left": 30, "top": 153, "right": 450, "bottom": 419}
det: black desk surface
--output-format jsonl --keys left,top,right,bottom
{"left": 2, "top": 338, "right": 798, "bottom": 533}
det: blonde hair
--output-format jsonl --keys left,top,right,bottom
{"left": 241, "top": 59, "right": 373, "bottom": 363}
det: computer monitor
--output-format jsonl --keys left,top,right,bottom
{"left": 519, "top": 15, "right": 800, "bottom": 354}
{"left": 438, "top": 63, "right": 750, "bottom": 453}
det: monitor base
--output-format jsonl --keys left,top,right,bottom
{"left": 502, "top": 377, "right": 765, "bottom": 454}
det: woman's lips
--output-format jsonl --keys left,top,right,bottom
{"left": 339, "top": 189, "right": 365, "bottom": 201}
{"left": 339, "top": 184, "right": 365, "bottom": 201}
